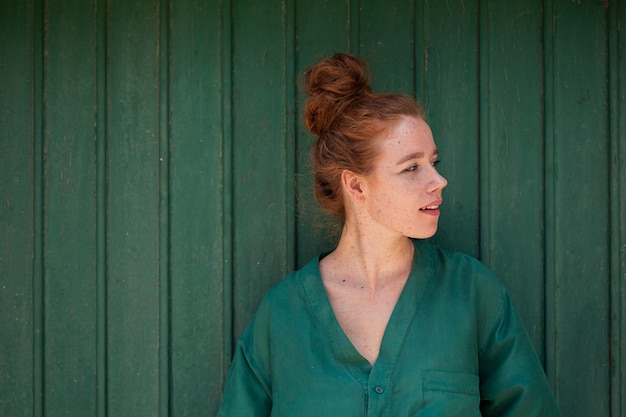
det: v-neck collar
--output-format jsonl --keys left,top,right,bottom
{"left": 300, "top": 240, "right": 435, "bottom": 387}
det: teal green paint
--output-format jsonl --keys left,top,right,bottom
{"left": 168, "top": 0, "right": 230, "bottom": 414}
{"left": 485, "top": 0, "right": 545, "bottom": 359}
{"left": 221, "top": 0, "right": 234, "bottom": 378}
{"left": 105, "top": 1, "right": 161, "bottom": 415}
{"left": 542, "top": 0, "right": 558, "bottom": 395}
{"left": 424, "top": 0, "right": 481, "bottom": 257}
{"left": 478, "top": 0, "right": 491, "bottom": 266}
{"left": 552, "top": 2, "right": 611, "bottom": 415}
{"left": 609, "top": 2, "right": 626, "bottom": 416}
{"left": 158, "top": 0, "right": 171, "bottom": 416}
{"left": 284, "top": 0, "right": 297, "bottom": 273}
{"left": 33, "top": 0, "right": 44, "bottom": 415}
{"left": 615, "top": 1, "right": 625, "bottom": 415}
{"left": 0, "top": 1, "right": 36, "bottom": 416}
{"left": 413, "top": 0, "right": 426, "bottom": 105}
{"left": 96, "top": 0, "right": 107, "bottom": 415}
{"left": 0, "top": 2, "right": 623, "bottom": 416}
{"left": 608, "top": 0, "right": 618, "bottom": 414}
{"left": 231, "top": 0, "right": 291, "bottom": 339}
{"left": 349, "top": 0, "right": 360, "bottom": 54}
{"left": 360, "top": 0, "right": 415, "bottom": 94}
{"left": 43, "top": 0, "right": 99, "bottom": 414}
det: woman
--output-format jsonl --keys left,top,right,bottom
{"left": 217, "top": 53, "right": 560, "bottom": 416}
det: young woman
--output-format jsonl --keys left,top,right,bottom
{"left": 217, "top": 53, "right": 560, "bottom": 416}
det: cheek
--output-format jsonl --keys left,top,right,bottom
{"left": 375, "top": 185, "right": 411, "bottom": 212}
{"left": 367, "top": 186, "right": 393, "bottom": 215}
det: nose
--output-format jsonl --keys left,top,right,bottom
{"left": 429, "top": 169, "right": 447, "bottom": 193}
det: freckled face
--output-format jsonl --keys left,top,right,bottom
{"left": 361, "top": 116, "right": 448, "bottom": 239}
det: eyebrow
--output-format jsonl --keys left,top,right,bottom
{"left": 396, "top": 149, "right": 438, "bottom": 165}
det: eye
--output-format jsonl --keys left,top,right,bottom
{"left": 431, "top": 159, "right": 441, "bottom": 168}
{"left": 404, "top": 164, "right": 418, "bottom": 173}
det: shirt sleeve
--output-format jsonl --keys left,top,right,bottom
{"left": 477, "top": 284, "right": 560, "bottom": 417}
{"left": 217, "top": 312, "right": 273, "bottom": 417}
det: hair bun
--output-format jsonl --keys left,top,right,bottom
{"left": 303, "top": 53, "right": 372, "bottom": 136}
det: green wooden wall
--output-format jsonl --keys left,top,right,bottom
{"left": 1, "top": 0, "right": 624, "bottom": 416}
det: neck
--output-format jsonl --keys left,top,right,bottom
{"left": 326, "top": 219, "right": 415, "bottom": 292}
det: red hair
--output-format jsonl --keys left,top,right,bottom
{"left": 302, "top": 53, "right": 425, "bottom": 218}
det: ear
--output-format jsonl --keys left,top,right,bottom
{"left": 341, "top": 169, "right": 365, "bottom": 202}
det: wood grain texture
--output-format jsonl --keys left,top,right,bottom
{"left": 609, "top": 3, "right": 625, "bottom": 416}
{"left": 231, "top": 0, "right": 291, "bottom": 340}
{"left": 0, "top": 1, "right": 35, "bottom": 416}
{"left": 483, "top": 0, "right": 546, "bottom": 359}
{"left": 169, "top": 0, "right": 227, "bottom": 415}
{"left": 550, "top": 1, "right": 611, "bottom": 414}
{"left": 105, "top": 0, "right": 161, "bottom": 415}
{"left": 0, "top": 1, "right": 623, "bottom": 416}
{"left": 42, "top": 0, "right": 99, "bottom": 415}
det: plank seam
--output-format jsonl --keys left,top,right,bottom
{"left": 542, "top": 0, "right": 559, "bottom": 399}
{"left": 95, "top": 0, "right": 108, "bottom": 415}
{"left": 158, "top": 0, "right": 172, "bottom": 416}
{"left": 608, "top": 1, "right": 623, "bottom": 416}
{"left": 285, "top": 0, "right": 297, "bottom": 272}
{"left": 478, "top": 0, "right": 491, "bottom": 266}
{"left": 32, "top": 0, "right": 45, "bottom": 414}
{"left": 414, "top": 0, "right": 427, "bottom": 107}
{"left": 220, "top": 0, "right": 235, "bottom": 384}
{"left": 349, "top": 0, "right": 360, "bottom": 54}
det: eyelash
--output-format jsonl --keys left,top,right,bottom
{"left": 404, "top": 160, "right": 441, "bottom": 173}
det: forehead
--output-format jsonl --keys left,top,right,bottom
{"left": 377, "top": 116, "right": 436, "bottom": 161}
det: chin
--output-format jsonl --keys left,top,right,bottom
{"left": 408, "top": 228, "right": 438, "bottom": 240}
{"left": 417, "top": 222, "right": 441, "bottom": 239}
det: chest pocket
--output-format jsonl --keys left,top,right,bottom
{"left": 422, "top": 370, "right": 481, "bottom": 417}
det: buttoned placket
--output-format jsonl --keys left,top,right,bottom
{"left": 363, "top": 354, "right": 397, "bottom": 416}
{"left": 362, "top": 244, "right": 433, "bottom": 416}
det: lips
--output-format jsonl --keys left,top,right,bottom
{"left": 419, "top": 200, "right": 442, "bottom": 216}
{"left": 420, "top": 200, "right": 442, "bottom": 211}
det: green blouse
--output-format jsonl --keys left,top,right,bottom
{"left": 218, "top": 240, "right": 560, "bottom": 416}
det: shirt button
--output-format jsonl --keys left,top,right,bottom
{"left": 374, "top": 385, "right": 384, "bottom": 394}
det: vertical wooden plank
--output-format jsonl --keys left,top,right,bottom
{"left": 42, "top": 0, "right": 98, "bottom": 415}
{"left": 478, "top": 0, "right": 490, "bottom": 267}
{"left": 169, "top": 0, "right": 226, "bottom": 415}
{"left": 0, "top": 1, "right": 35, "bottom": 416}
{"left": 349, "top": 0, "right": 360, "bottom": 51}
{"left": 284, "top": 0, "right": 297, "bottom": 277}
{"left": 551, "top": 2, "right": 610, "bottom": 415}
{"left": 413, "top": 0, "right": 426, "bottom": 104}
{"left": 106, "top": 0, "right": 161, "bottom": 415}
{"left": 33, "top": 0, "right": 45, "bottom": 415}
{"left": 158, "top": 1, "right": 170, "bottom": 416}
{"left": 221, "top": 0, "right": 234, "bottom": 383}
{"left": 610, "top": 2, "right": 626, "bottom": 415}
{"left": 359, "top": 0, "right": 414, "bottom": 93}
{"left": 484, "top": 0, "right": 545, "bottom": 357}
{"left": 543, "top": 0, "right": 558, "bottom": 395}
{"left": 423, "top": 0, "right": 480, "bottom": 257}
{"left": 295, "top": 1, "right": 350, "bottom": 267}
{"left": 96, "top": 1, "right": 107, "bottom": 415}
{"left": 611, "top": 1, "right": 626, "bottom": 415}
{"left": 231, "top": 0, "right": 289, "bottom": 338}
